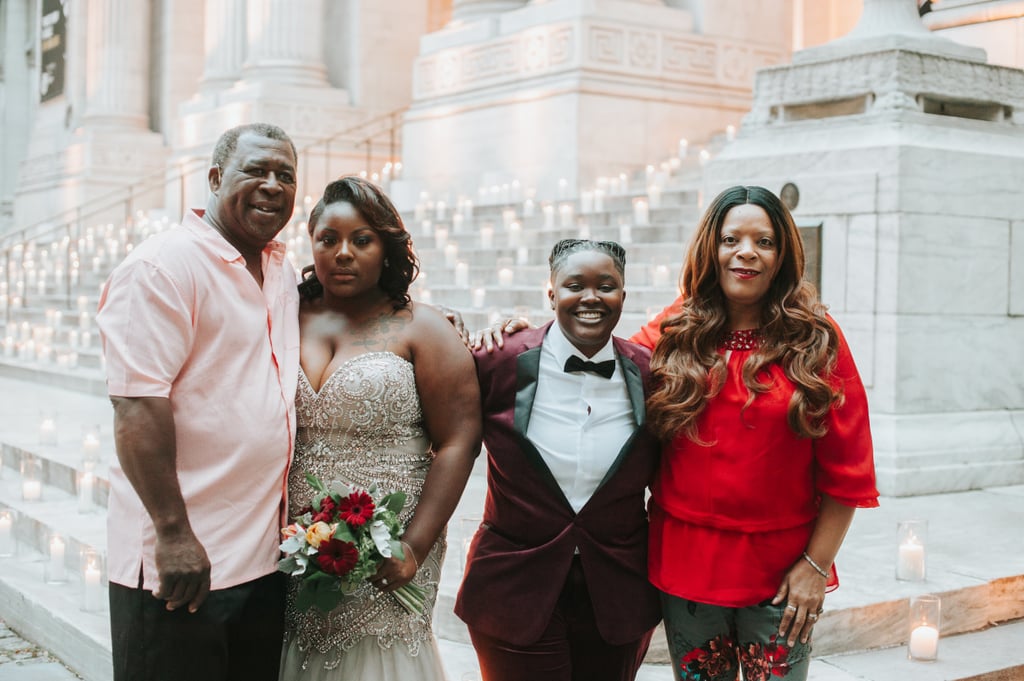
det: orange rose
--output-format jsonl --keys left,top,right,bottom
{"left": 305, "top": 521, "right": 333, "bottom": 548}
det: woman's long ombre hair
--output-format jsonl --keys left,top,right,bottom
{"left": 647, "top": 185, "right": 842, "bottom": 444}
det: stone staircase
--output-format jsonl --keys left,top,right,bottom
{"left": 2, "top": 145, "right": 1023, "bottom": 681}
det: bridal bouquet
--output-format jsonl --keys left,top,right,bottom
{"left": 278, "top": 473, "right": 427, "bottom": 615}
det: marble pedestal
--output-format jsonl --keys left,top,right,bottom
{"left": 397, "top": 0, "right": 787, "bottom": 207}
{"left": 703, "top": 47, "right": 1024, "bottom": 496}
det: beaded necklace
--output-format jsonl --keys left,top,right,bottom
{"left": 720, "top": 328, "right": 763, "bottom": 351}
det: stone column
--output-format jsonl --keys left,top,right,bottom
{"left": 200, "top": 0, "right": 247, "bottom": 92}
{"left": 451, "top": 0, "right": 528, "bottom": 22}
{"left": 81, "top": 0, "right": 151, "bottom": 128}
{"left": 242, "top": 0, "right": 328, "bottom": 86}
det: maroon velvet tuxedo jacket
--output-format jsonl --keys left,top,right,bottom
{"left": 455, "top": 322, "right": 661, "bottom": 646}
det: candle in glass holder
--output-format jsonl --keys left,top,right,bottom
{"left": 498, "top": 268, "right": 515, "bottom": 288}
{"left": 516, "top": 247, "right": 529, "bottom": 266}
{"left": 0, "top": 511, "right": 14, "bottom": 557}
{"left": 507, "top": 223, "right": 522, "bottom": 249}
{"left": 471, "top": 288, "right": 486, "bottom": 309}
{"left": 444, "top": 244, "right": 459, "bottom": 269}
{"left": 593, "top": 189, "right": 605, "bottom": 213}
{"left": 82, "top": 430, "right": 101, "bottom": 463}
{"left": 78, "top": 471, "right": 95, "bottom": 513}
{"left": 559, "top": 204, "right": 573, "bottom": 228}
{"left": 83, "top": 557, "right": 103, "bottom": 611}
{"left": 454, "top": 262, "right": 470, "bottom": 288}
{"left": 652, "top": 265, "right": 671, "bottom": 289}
{"left": 39, "top": 416, "right": 57, "bottom": 446}
{"left": 543, "top": 205, "right": 555, "bottom": 229}
{"left": 479, "top": 226, "right": 494, "bottom": 250}
{"left": 22, "top": 478, "right": 41, "bottom": 502}
{"left": 434, "top": 227, "right": 449, "bottom": 251}
{"left": 522, "top": 199, "right": 535, "bottom": 218}
{"left": 908, "top": 594, "right": 941, "bottom": 661}
{"left": 435, "top": 200, "right": 447, "bottom": 221}
{"left": 619, "top": 223, "right": 633, "bottom": 244}
{"left": 632, "top": 199, "right": 650, "bottom": 226}
{"left": 896, "top": 520, "right": 927, "bottom": 582}
{"left": 647, "top": 185, "right": 662, "bottom": 210}
{"left": 48, "top": 535, "right": 66, "bottom": 582}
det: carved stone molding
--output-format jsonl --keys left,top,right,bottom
{"left": 414, "top": 21, "right": 785, "bottom": 100}
{"left": 746, "top": 50, "right": 1024, "bottom": 127}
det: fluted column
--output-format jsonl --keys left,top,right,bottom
{"left": 81, "top": 0, "right": 151, "bottom": 128}
{"left": 451, "top": 0, "right": 528, "bottom": 22}
{"left": 200, "top": 0, "right": 247, "bottom": 92}
{"left": 241, "top": 0, "right": 328, "bottom": 86}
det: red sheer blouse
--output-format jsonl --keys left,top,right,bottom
{"left": 635, "top": 300, "right": 879, "bottom": 607}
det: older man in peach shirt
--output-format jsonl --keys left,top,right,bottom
{"left": 96, "top": 122, "right": 300, "bottom": 681}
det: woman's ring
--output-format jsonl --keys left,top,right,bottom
{"left": 381, "top": 578, "right": 388, "bottom": 587}
{"left": 785, "top": 604, "right": 797, "bottom": 611}
{"left": 808, "top": 613, "right": 818, "bottom": 621}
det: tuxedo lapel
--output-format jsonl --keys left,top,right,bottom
{"left": 593, "top": 353, "right": 647, "bottom": 493}
{"left": 514, "top": 344, "right": 573, "bottom": 510}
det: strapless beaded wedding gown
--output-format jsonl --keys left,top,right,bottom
{"left": 279, "top": 352, "right": 448, "bottom": 681}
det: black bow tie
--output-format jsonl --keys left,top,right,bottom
{"left": 564, "top": 355, "right": 616, "bottom": 379}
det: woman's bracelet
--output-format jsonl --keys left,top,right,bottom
{"left": 401, "top": 541, "right": 419, "bottom": 572}
{"left": 802, "top": 551, "right": 830, "bottom": 579}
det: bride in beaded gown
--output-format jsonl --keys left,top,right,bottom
{"left": 278, "top": 177, "right": 481, "bottom": 681}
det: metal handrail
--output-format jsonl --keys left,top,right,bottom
{"left": 1, "top": 106, "right": 407, "bottom": 253}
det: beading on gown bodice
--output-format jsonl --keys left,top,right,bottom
{"left": 291, "top": 351, "right": 431, "bottom": 523}
{"left": 284, "top": 351, "right": 445, "bottom": 672}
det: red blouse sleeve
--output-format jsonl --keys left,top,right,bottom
{"left": 629, "top": 295, "right": 685, "bottom": 350}
{"left": 814, "top": 318, "right": 880, "bottom": 509}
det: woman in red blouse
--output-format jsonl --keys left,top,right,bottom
{"left": 638, "top": 185, "right": 878, "bottom": 681}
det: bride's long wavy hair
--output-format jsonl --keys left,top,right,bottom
{"left": 647, "top": 185, "right": 842, "bottom": 444}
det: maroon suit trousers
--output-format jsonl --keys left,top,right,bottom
{"left": 467, "top": 556, "right": 653, "bottom": 681}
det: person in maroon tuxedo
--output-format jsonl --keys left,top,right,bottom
{"left": 455, "top": 239, "right": 661, "bottom": 681}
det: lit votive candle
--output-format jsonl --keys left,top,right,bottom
{"left": 479, "top": 227, "right": 494, "bottom": 250}
{"left": 83, "top": 559, "right": 103, "bottom": 611}
{"left": 82, "top": 431, "right": 101, "bottom": 462}
{"left": 632, "top": 199, "right": 650, "bottom": 226}
{"left": 619, "top": 223, "right": 633, "bottom": 244}
{"left": 593, "top": 189, "right": 605, "bottom": 213}
{"left": 543, "top": 205, "right": 555, "bottom": 229}
{"left": 39, "top": 417, "right": 57, "bottom": 446}
{"left": 652, "top": 265, "right": 671, "bottom": 289}
{"left": 507, "top": 223, "right": 522, "bottom": 249}
{"left": 909, "top": 625, "right": 938, "bottom": 660}
{"left": 0, "top": 512, "right": 14, "bottom": 557}
{"left": 434, "top": 227, "right": 449, "bottom": 251}
{"left": 471, "top": 288, "right": 486, "bottom": 309}
{"left": 444, "top": 244, "right": 459, "bottom": 269}
{"left": 22, "top": 479, "right": 42, "bottom": 502}
{"left": 498, "top": 268, "right": 515, "bottom": 288}
{"left": 78, "top": 472, "right": 95, "bottom": 513}
{"left": 454, "top": 262, "right": 470, "bottom": 288}
{"left": 897, "top": 537, "right": 926, "bottom": 581}
{"left": 516, "top": 247, "right": 529, "bottom": 266}
{"left": 522, "top": 199, "right": 535, "bottom": 218}
{"left": 559, "top": 204, "right": 574, "bottom": 228}
{"left": 48, "top": 535, "right": 66, "bottom": 582}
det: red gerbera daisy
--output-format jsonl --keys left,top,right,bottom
{"left": 316, "top": 538, "right": 360, "bottom": 576}
{"left": 337, "top": 491, "right": 375, "bottom": 527}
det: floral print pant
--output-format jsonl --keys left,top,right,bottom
{"left": 660, "top": 592, "right": 812, "bottom": 681}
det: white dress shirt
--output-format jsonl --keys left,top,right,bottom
{"left": 525, "top": 324, "right": 637, "bottom": 513}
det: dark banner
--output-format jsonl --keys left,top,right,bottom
{"left": 39, "top": 0, "right": 67, "bottom": 102}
